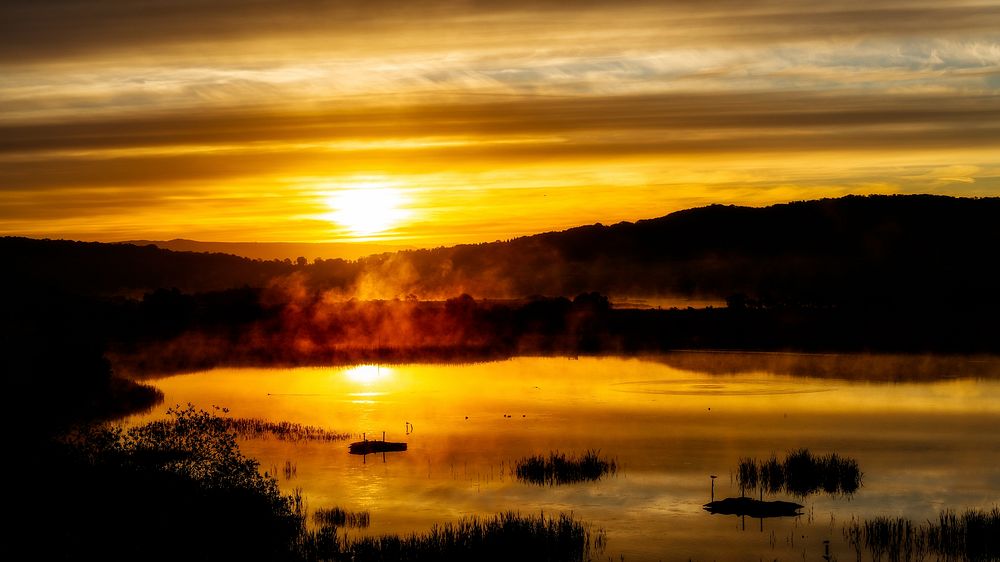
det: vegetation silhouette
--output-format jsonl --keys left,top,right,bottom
{"left": 313, "top": 507, "right": 370, "bottom": 529}
{"left": 222, "top": 417, "right": 351, "bottom": 442}
{"left": 843, "top": 507, "right": 999, "bottom": 562}
{"left": 298, "top": 511, "right": 605, "bottom": 562}
{"left": 514, "top": 450, "right": 618, "bottom": 486}
{"left": 3, "top": 284, "right": 163, "bottom": 439}
{"left": 705, "top": 449, "right": 858, "bottom": 521}
{"left": 17, "top": 406, "right": 603, "bottom": 561}
{"left": 99, "top": 287, "right": 1000, "bottom": 382}
{"left": 18, "top": 405, "right": 304, "bottom": 560}
{"left": 736, "top": 449, "right": 863, "bottom": 499}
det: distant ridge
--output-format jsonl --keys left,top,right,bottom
{"left": 121, "top": 239, "right": 412, "bottom": 261}
{"left": 348, "top": 193, "right": 1000, "bottom": 303}
{"left": 5, "top": 194, "right": 999, "bottom": 304}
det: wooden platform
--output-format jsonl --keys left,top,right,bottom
{"left": 349, "top": 440, "right": 407, "bottom": 455}
{"left": 703, "top": 497, "right": 803, "bottom": 518}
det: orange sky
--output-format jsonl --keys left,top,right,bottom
{"left": 2, "top": 1, "right": 999, "bottom": 247}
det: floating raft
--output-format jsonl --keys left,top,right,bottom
{"left": 349, "top": 440, "right": 407, "bottom": 455}
{"left": 703, "top": 497, "right": 803, "bottom": 518}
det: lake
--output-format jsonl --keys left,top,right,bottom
{"left": 129, "top": 353, "right": 1000, "bottom": 561}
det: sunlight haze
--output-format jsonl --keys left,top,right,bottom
{"left": 2, "top": 1, "right": 999, "bottom": 245}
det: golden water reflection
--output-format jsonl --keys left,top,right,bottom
{"left": 131, "top": 355, "right": 1000, "bottom": 561}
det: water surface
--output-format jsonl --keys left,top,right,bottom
{"left": 131, "top": 354, "right": 1000, "bottom": 561}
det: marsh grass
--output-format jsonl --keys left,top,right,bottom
{"left": 313, "top": 507, "right": 371, "bottom": 528}
{"left": 737, "top": 456, "right": 759, "bottom": 496}
{"left": 298, "top": 511, "right": 605, "bottom": 562}
{"left": 271, "top": 459, "right": 298, "bottom": 480}
{"left": 222, "top": 417, "right": 350, "bottom": 442}
{"left": 51, "top": 406, "right": 606, "bottom": 561}
{"left": 737, "top": 449, "right": 862, "bottom": 498}
{"left": 843, "top": 507, "right": 1000, "bottom": 561}
{"left": 514, "top": 450, "right": 618, "bottom": 486}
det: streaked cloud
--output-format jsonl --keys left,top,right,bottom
{"left": 1, "top": 0, "right": 998, "bottom": 243}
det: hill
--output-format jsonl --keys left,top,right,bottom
{"left": 350, "top": 194, "right": 1000, "bottom": 305}
{"left": 123, "top": 239, "right": 412, "bottom": 261}
{"left": 4, "top": 194, "right": 999, "bottom": 305}
{"left": 0, "top": 238, "right": 297, "bottom": 295}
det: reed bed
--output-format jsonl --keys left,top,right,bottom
{"left": 222, "top": 417, "right": 351, "bottom": 442}
{"left": 514, "top": 450, "right": 618, "bottom": 486}
{"left": 843, "top": 507, "right": 999, "bottom": 562}
{"left": 68, "top": 406, "right": 606, "bottom": 561}
{"left": 314, "top": 507, "right": 371, "bottom": 528}
{"left": 736, "top": 448, "right": 862, "bottom": 498}
{"left": 298, "top": 511, "right": 605, "bottom": 562}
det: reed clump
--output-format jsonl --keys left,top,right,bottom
{"left": 277, "top": 459, "right": 297, "bottom": 480}
{"left": 737, "top": 456, "right": 759, "bottom": 495}
{"left": 222, "top": 417, "right": 351, "bottom": 442}
{"left": 514, "top": 450, "right": 618, "bottom": 486}
{"left": 736, "top": 448, "right": 862, "bottom": 498}
{"left": 314, "top": 507, "right": 371, "bottom": 528}
{"left": 298, "top": 511, "right": 605, "bottom": 562}
{"left": 843, "top": 507, "right": 999, "bottom": 562}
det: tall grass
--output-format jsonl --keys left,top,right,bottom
{"left": 843, "top": 507, "right": 1000, "bottom": 561}
{"left": 273, "top": 460, "right": 297, "bottom": 480}
{"left": 222, "top": 417, "right": 350, "bottom": 442}
{"left": 514, "top": 450, "right": 618, "bottom": 486}
{"left": 737, "top": 456, "right": 759, "bottom": 496}
{"left": 314, "top": 507, "right": 370, "bottom": 529}
{"left": 298, "top": 511, "right": 606, "bottom": 562}
{"left": 758, "top": 454, "right": 785, "bottom": 495}
{"left": 736, "top": 449, "right": 862, "bottom": 498}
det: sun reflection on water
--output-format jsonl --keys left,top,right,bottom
{"left": 132, "top": 356, "right": 1000, "bottom": 561}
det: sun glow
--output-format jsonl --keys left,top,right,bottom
{"left": 343, "top": 364, "right": 390, "bottom": 385}
{"left": 325, "top": 182, "right": 411, "bottom": 238}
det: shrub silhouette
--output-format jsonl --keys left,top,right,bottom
{"left": 61, "top": 405, "right": 304, "bottom": 560}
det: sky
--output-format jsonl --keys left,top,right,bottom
{"left": 2, "top": 0, "right": 999, "bottom": 246}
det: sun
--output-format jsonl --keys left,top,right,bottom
{"left": 343, "top": 364, "right": 390, "bottom": 385}
{"left": 325, "top": 182, "right": 410, "bottom": 237}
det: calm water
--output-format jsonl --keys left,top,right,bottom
{"left": 130, "top": 354, "right": 1000, "bottom": 561}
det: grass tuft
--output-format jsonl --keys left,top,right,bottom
{"left": 298, "top": 511, "right": 605, "bottom": 562}
{"left": 736, "top": 448, "right": 862, "bottom": 498}
{"left": 221, "top": 417, "right": 351, "bottom": 442}
{"left": 844, "top": 507, "right": 1000, "bottom": 561}
{"left": 314, "top": 507, "right": 371, "bottom": 529}
{"left": 514, "top": 450, "right": 618, "bottom": 486}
